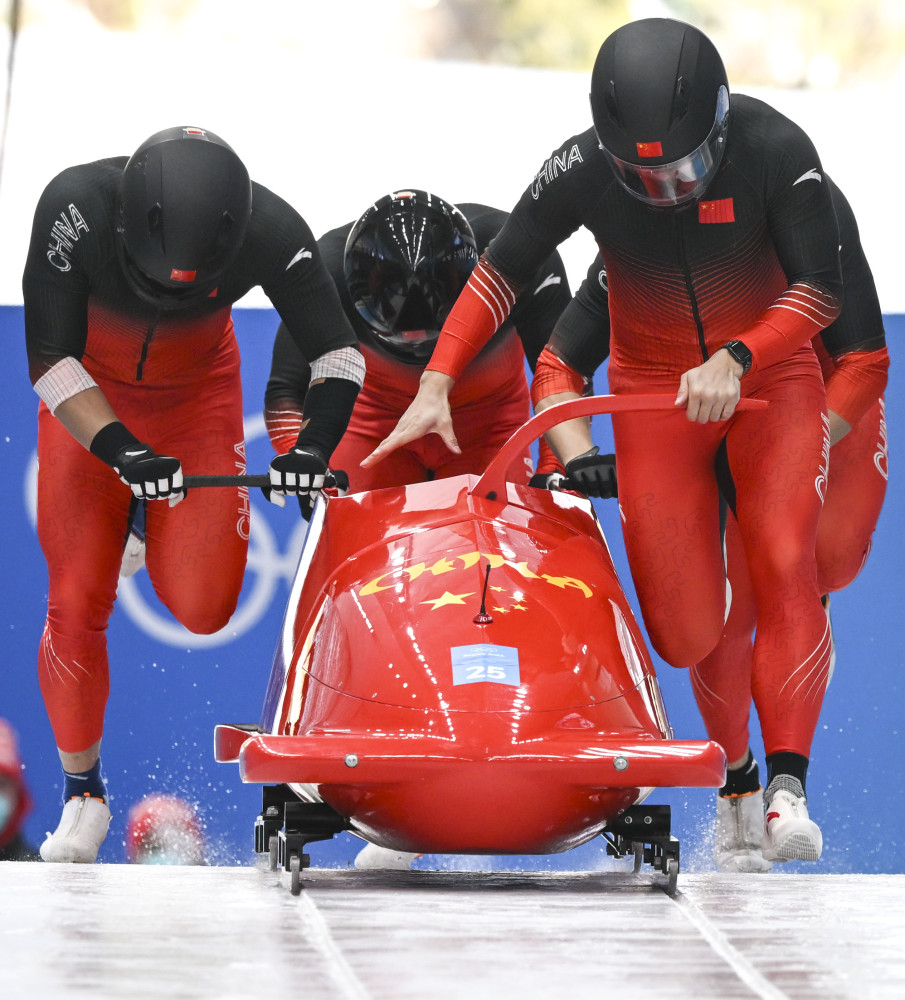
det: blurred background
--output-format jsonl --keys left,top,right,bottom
{"left": 8, "top": 0, "right": 905, "bottom": 83}
{"left": 0, "top": 0, "right": 901, "bottom": 870}
{"left": 0, "top": 0, "right": 903, "bottom": 306}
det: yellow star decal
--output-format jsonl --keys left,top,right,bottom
{"left": 421, "top": 591, "right": 475, "bottom": 610}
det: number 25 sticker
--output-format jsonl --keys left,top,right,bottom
{"left": 451, "top": 644, "right": 520, "bottom": 687}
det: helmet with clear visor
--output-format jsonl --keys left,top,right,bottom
{"left": 343, "top": 190, "right": 479, "bottom": 364}
{"left": 590, "top": 19, "right": 730, "bottom": 208}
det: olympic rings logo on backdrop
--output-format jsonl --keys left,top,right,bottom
{"left": 24, "top": 414, "right": 307, "bottom": 649}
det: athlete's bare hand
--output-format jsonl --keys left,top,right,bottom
{"left": 675, "top": 349, "right": 743, "bottom": 423}
{"left": 361, "top": 371, "right": 460, "bottom": 468}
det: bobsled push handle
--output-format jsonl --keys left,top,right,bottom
{"left": 183, "top": 473, "right": 272, "bottom": 488}
{"left": 182, "top": 472, "right": 345, "bottom": 489}
{"left": 471, "top": 393, "right": 768, "bottom": 501}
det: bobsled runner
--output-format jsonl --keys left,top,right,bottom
{"left": 213, "top": 394, "right": 764, "bottom": 895}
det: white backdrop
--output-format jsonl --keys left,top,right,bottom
{"left": 0, "top": 16, "right": 901, "bottom": 312}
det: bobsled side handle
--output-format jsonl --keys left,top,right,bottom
{"left": 472, "top": 393, "right": 768, "bottom": 500}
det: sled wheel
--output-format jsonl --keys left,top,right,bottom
{"left": 631, "top": 842, "right": 644, "bottom": 873}
{"left": 665, "top": 857, "right": 679, "bottom": 896}
{"left": 289, "top": 854, "right": 302, "bottom": 895}
{"left": 268, "top": 835, "right": 278, "bottom": 872}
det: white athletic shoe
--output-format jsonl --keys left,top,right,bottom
{"left": 762, "top": 779, "right": 823, "bottom": 863}
{"left": 354, "top": 842, "right": 422, "bottom": 870}
{"left": 120, "top": 531, "right": 147, "bottom": 577}
{"left": 714, "top": 789, "right": 773, "bottom": 873}
{"left": 40, "top": 795, "right": 111, "bottom": 863}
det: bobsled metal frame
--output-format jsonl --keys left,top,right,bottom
{"left": 253, "top": 783, "right": 680, "bottom": 896}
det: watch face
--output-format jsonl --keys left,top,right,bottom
{"left": 725, "top": 341, "right": 752, "bottom": 374}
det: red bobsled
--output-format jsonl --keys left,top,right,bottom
{"left": 214, "top": 395, "right": 754, "bottom": 893}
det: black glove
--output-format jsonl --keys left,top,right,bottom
{"left": 328, "top": 469, "right": 350, "bottom": 494}
{"left": 528, "top": 471, "right": 566, "bottom": 491}
{"left": 268, "top": 446, "right": 329, "bottom": 517}
{"left": 292, "top": 467, "right": 350, "bottom": 521}
{"left": 113, "top": 443, "right": 185, "bottom": 506}
{"left": 563, "top": 447, "right": 618, "bottom": 499}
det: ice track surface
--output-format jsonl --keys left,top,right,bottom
{"left": 2, "top": 863, "right": 904, "bottom": 999}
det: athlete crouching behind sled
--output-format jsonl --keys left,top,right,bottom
{"left": 24, "top": 126, "right": 364, "bottom": 863}
{"left": 264, "top": 189, "right": 575, "bottom": 493}
{"left": 265, "top": 190, "right": 575, "bottom": 870}
{"left": 364, "top": 18, "right": 843, "bottom": 866}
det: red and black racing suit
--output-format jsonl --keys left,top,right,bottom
{"left": 425, "top": 95, "right": 844, "bottom": 759}
{"left": 687, "top": 179, "right": 890, "bottom": 761}
{"left": 264, "top": 204, "right": 572, "bottom": 489}
{"left": 24, "top": 158, "right": 360, "bottom": 753}
{"left": 548, "top": 176, "right": 889, "bottom": 761}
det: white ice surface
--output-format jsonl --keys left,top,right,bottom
{"left": 2, "top": 862, "right": 904, "bottom": 1000}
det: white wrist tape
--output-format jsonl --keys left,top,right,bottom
{"left": 34, "top": 356, "right": 98, "bottom": 413}
{"left": 309, "top": 346, "right": 366, "bottom": 388}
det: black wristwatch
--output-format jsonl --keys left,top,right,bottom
{"left": 722, "top": 340, "right": 753, "bottom": 376}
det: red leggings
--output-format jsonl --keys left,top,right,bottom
{"left": 817, "top": 397, "right": 888, "bottom": 592}
{"left": 691, "top": 395, "right": 888, "bottom": 760}
{"left": 610, "top": 349, "right": 831, "bottom": 757}
{"left": 37, "top": 359, "right": 248, "bottom": 753}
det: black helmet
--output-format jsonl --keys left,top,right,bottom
{"left": 343, "top": 190, "right": 479, "bottom": 363}
{"left": 117, "top": 126, "right": 252, "bottom": 306}
{"left": 590, "top": 19, "right": 730, "bottom": 207}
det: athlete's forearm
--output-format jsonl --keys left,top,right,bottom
{"left": 265, "top": 399, "right": 304, "bottom": 456}
{"left": 742, "top": 282, "right": 841, "bottom": 374}
{"left": 530, "top": 347, "right": 593, "bottom": 463}
{"left": 534, "top": 391, "right": 591, "bottom": 464}
{"left": 52, "top": 386, "right": 121, "bottom": 451}
{"left": 295, "top": 378, "right": 361, "bottom": 463}
{"left": 426, "top": 258, "right": 521, "bottom": 379}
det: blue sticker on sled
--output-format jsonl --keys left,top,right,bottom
{"left": 451, "top": 644, "right": 521, "bottom": 687}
